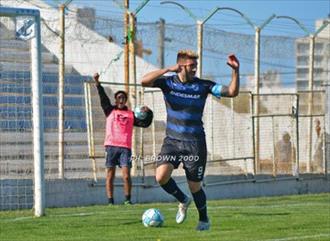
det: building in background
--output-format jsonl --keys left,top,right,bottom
{"left": 296, "top": 17, "right": 330, "bottom": 91}
{"left": 244, "top": 70, "right": 295, "bottom": 93}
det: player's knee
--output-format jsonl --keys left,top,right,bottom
{"left": 155, "top": 173, "right": 164, "bottom": 184}
{"left": 122, "top": 174, "right": 130, "bottom": 183}
{"left": 188, "top": 181, "right": 202, "bottom": 193}
{"left": 155, "top": 172, "right": 169, "bottom": 185}
{"left": 155, "top": 164, "right": 173, "bottom": 184}
{"left": 106, "top": 173, "right": 115, "bottom": 182}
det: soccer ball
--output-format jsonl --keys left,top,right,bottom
{"left": 142, "top": 208, "right": 164, "bottom": 227}
{"left": 134, "top": 106, "right": 148, "bottom": 120}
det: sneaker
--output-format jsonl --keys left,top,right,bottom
{"left": 124, "top": 200, "right": 132, "bottom": 205}
{"left": 195, "top": 220, "right": 210, "bottom": 231}
{"left": 176, "top": 197, "right": 192, "bottom": 224}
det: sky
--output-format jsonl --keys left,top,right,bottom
{"left": 59, "top": 0, "right": 330, "bottom": 36}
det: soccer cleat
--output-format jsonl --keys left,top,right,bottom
{"left": 176, "top": 197, "right": 192, "bottom": 224}
{"left": 124, "top": 200, "right": 132, "bottom": 205}
{"left": 195, "top": 220, "right": 210, "bottom": 231}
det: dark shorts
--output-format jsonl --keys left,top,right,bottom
{"left": 105, "top": 146, "right": 132, "bottom": 168}
{"left": 156, "top": 137, "right": 207, "bottom": 182}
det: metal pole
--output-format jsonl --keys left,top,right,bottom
{"left": 254, "top": 27, "right": 261, "bottom": 174}
{"left": 58, "top": 4, "right": 65, "bottom": 179}
{"left": 151, "top": 92, "right": 156, "bottom": 158}
{"left": 31, "top": 12, "right": 45, "bottom": 217}
{"left": 129, "top": 12, "right": 138, "bottom": 175}
{"left": 324, "top": 82, "right": 329, "bottom": 176}
{"left": 250, "top": 92, "right": 256, "bottom": 175}
{"left": 231, "top": 98, "right": 235, "bottom": 157}
{"left": 295, "top": 95, "right": 300, "bottom": 178}
{"left": 157, "top": 18, "right": 165, "bottom": 69}
{"left": 307, "top": 35, "right": 315, "bottom": 173}
{"left": 139, "top": 88, "right": 145, "bottom": 177}
{"left": 124, "top": 0, "right": 130, "bottom": 101}
{"left": 84, "top": 83, "right": 97, "bottom": 182}
{"left": 250, "top": 15, "right": 275, "bottom": 174}
{"left": 271, "top": 117, "right": 276, "bottom": 177}
{"left": 196, "top": 20, "right": 203, "bottom": 78}
{"left": 323, "top": 115, "right": 327, "bottom": 175}
{"left": 129, "top": 12, "right": 137, "bottom": 109}
{"left": 210, "top": 97, "right": 214, "bottom": 161}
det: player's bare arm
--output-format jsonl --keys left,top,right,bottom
{"left": 141, "top": 64, "right": 180, "bottom": 87}
{"left": 221, "top": 54, "right": 240, "bottom": 97}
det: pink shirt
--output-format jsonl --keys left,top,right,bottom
{"left": 104, "top": 108, "right": 134, "bottom": 149}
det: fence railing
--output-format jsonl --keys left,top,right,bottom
{"left": 84, "top": 82, "right": 328, "bottom": 185}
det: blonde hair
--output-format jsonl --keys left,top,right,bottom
{"left": 177, "top": 49, "right": 198, "bottom": 62}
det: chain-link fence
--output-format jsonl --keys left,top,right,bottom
{"left": 252, "top": 93, "right": 299, "bottom": 176}
{"left": 84, "top": 82, "right": 328, "bottom": 185}
{"left": 1, "top": 2, "right": 329, "bottom": 212}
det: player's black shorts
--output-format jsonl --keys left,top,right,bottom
{"left": 156, "top": 137, "right": 207, "bottom": 182}
{"left": 105, "top": 146, "right": 132, "bottom": 168}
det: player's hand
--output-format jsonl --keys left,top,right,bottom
{"left": 167, "top": 64, "right": 181, "bottom": 73}
{"left": 93, "top": 73, "right": 100, "bottom": 85}
{"left": 227, "top": 54, "right": 239, "bottom": 70}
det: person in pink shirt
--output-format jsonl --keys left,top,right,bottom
{"left": 94, "top": 73, "right": 153, "bottom": 205}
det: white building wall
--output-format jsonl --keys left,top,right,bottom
{"left": 296, "top": 18, "right": 330, "bottom": 91}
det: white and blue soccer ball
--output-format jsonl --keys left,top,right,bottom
{"left": 142, "top": 208, "right": 164, "bottom": 227}
{"left": 134, "top": 106, "right": 148, "bottom": 120}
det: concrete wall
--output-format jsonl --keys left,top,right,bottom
{"left": 1, "top": 174, "right": 329, "bottom": 210}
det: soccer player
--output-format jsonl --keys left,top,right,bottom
{"left": 94, "top": 73, "right": 153, "bottom": 205}
{"left": 140, "top": 50, "right": 239, "bottom": 231}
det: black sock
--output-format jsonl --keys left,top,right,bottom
{"left": 160, "top": 178, "right": 186, "bottom": 203}
{"left": 192, "top": 188, "right": 208, "bottom": 222}
{"left": 108, "top": 197, "right": 114, "bottom": 204}
{"left": 125, "top": 195, "right": 131, "bottom": 201}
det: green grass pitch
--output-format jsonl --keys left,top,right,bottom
{"left": 0, "top": 193, "right": 329, "bottom": 241}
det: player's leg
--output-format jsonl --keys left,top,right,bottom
{"left": 106, "top": 167, "right": 116, "bottom": 205}
{"left": 105, "top": 146, "right": 120, "bottom": 205}
{"left": 156, "top": 138, "right": 189, "bottom": 205}
{"left": 156, "top": 163, "right": 188, "bottom": 203}
{"left": 183, "top": 139, "right": 210, "bottom": 230}
{"left": 187, "top": 180, "right": 210, "bottom": 230}
{"left": 121, "top": 166, "right": 132, "bottom": 204}
{"left": 119, "top": 147, "right": 132, "bottom": 204}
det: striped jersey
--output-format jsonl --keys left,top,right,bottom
{"left": 153, "top": 75, "right": 218, "bottom": 141}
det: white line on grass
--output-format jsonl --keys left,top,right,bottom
{"left": 9, "top": 216, "right": 34, "bottom": 221}
{"left": 167, "top": 201, "right": 326, "bottom": 211}
{"left": 3, "top": 212, "right": 104, "bottom": 222}
{"left": 54, "top": 212, "right": 96, "bottom": 217}
{"left": 258, "top": 233, "right": 330, "bottom": 241}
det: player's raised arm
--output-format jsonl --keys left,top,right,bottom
{"left": 93, "top": 73, "right": 113, "bottom": 116}
{"left": 221, "top": 54, "right": 240, "bottom": 97}
{"left": 140, "top": 64, "right": 180, "bottom": 87}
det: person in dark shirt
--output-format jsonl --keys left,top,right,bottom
{"left": 94, "top": 73, "right": 153, "bottom": 205}
{"left": 140, "top": 50, "right": 240, "bottom": 231}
